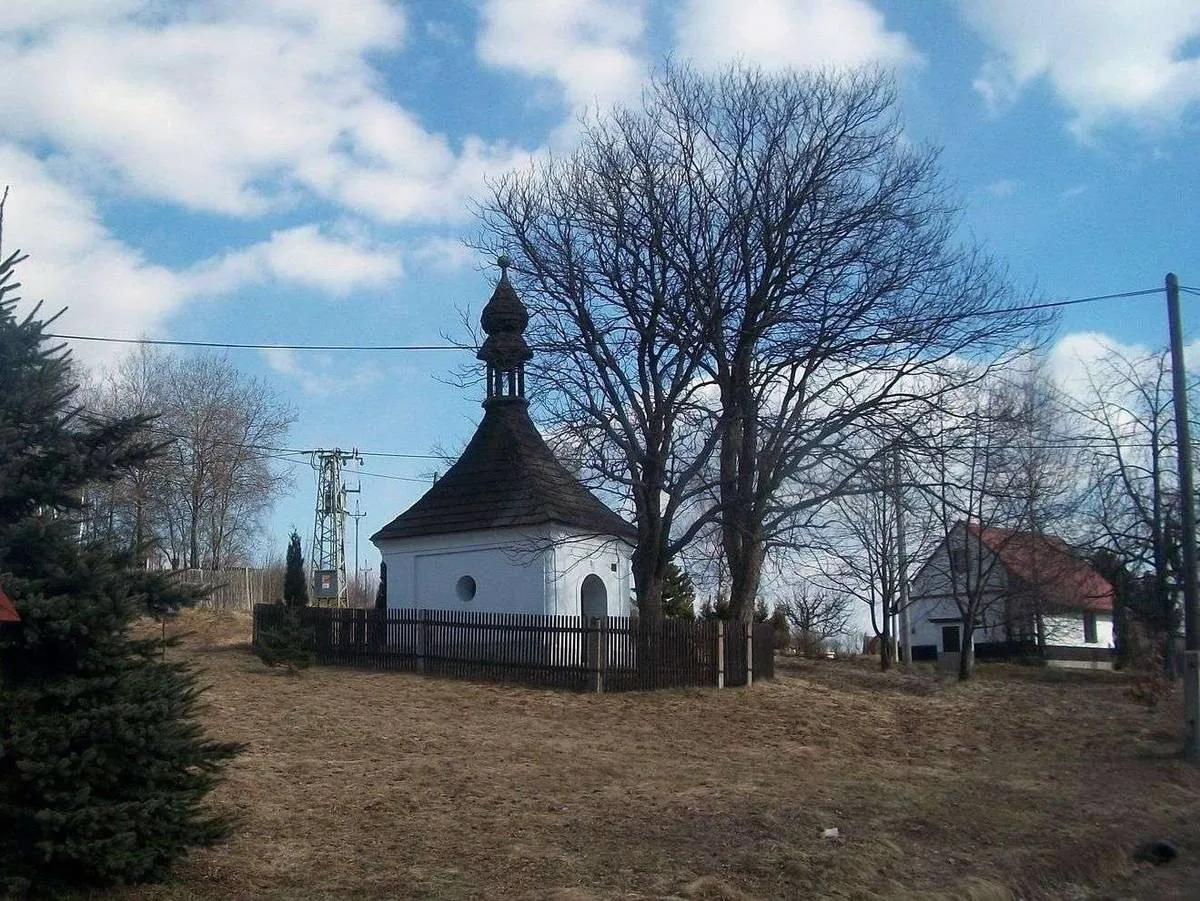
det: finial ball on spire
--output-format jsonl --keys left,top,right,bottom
{"left": 497, "top": 253, "right": 512, "bottom": 272}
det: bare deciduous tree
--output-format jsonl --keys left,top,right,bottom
{"left": 85, "top": 347, "right": 295, "bottom": 569}
{"left": 778, "top": 585, "right": 853, "bottom": 655}
{"left": 910, "top": 380, "right": 1047, "bottom": 680}
{"left": 478, "top": 63, "right": 1046, "bottom": 624}
{"left": 806, "top": 460, "right": 903, "bottom": 668}
{"left": 1069, "top": 345, "right": 1199, "bottom": 668}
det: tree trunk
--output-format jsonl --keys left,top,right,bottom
{"left": 881, "top": 596, "right": 892, "bottom": 671}
{"left": 958, "top": 628, "right": 975, "bottom": 681}
{"left": 726, "top": 533, "right": 764, "bottom": 623}
{"left": 718, "top": 354, "right": 763, "bottom": 622}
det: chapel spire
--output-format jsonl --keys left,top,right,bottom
{"left": 477, "top": 254, "right": 532, "bottom": 406}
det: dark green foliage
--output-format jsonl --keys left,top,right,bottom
{"left": 0, "top": 246, "right": 241, "bottom": 896}
{"left": 254, "top": 532, "right": 315, "bottom": 671}
{"left": 1091, "top": 549, "right": 1172, "bottom": 670}
{"left": 698, "top": 595, "right": 731, "bottom": 621}
{"left": 661, "top": 562, "right": 695, "bottom": 619}
{"left": 252, "top": 604, "right": 314, "bottom": 671}
{"left": 375, "top": 559, "right": 387, "bottom": 610}
{"left": 771, "top": 606, "right": 790, "bottom": 649}
{"left": 283, "top": 529, "right": 308, "bottom": 609}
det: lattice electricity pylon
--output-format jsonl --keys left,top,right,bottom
{"left": 309, "top": 448, "right": 362, "bottom": 608}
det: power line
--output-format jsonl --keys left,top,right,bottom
{"left": 45, "top": 286, "right": 1166, "bottom": 350}
{"left": 46, "top": 334, "right": 464, "bottom": 351}
{"left": 983, "top": 287, "right": 1162, "bottom": 316}
{"left": 120, "top": 420, "right": 445, "bottom": 461}
{"left": 357, "top": 469, "right": 433, "bottom": 484}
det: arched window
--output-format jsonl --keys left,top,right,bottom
{"left": 580, "top": 573, "right": 607, "bottom": 621}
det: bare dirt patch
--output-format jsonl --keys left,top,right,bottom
{"left": 112, "top": 611, "right": 1200, "bottom": 900}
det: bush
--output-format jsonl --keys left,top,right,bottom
{"left": 253, "top": 604, "right": 315, "bottom": 672}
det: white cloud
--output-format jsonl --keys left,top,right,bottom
{"left": 0, "top": 144, "right": 188, "bottom": 350}
{"left": 261, "top": 347, "right": 383, "bottom": 397}
{"left": 477, "top": 0, "right": 647, "bottom": 113}
{"left": 192, "top": 225, "right": 403, "bottom": 298}
{"left": 1049, "top": 331, "right": 1134, "bottom": 400}
{"left": 0, "top": 145, "right": 406, "bottom": 365}
{"left": 0, "top": 1, "right": 528, "bottom": 223}
{"left": 1047, "top": 331, "right": 1200, "bottom": 412}
{"left": 674, "top": 0, "right": 920, "bottom": 72}
{"left": 957, "top": 0, "right": 1200, "bottom": 134}
{"left": 984, "top": 178, "right": 1018, "bottom": 198}
{"left": 408, "top": 235, "right": 476, "bottom": 275}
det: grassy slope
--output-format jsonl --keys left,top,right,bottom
{"left": 112, "top": 611, "right": 1200, "bottom": 901}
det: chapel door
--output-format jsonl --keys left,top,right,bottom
{"left": 580, "top": 574, "right": 608, "bottom": 621}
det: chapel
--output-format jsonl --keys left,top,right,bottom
{"left": 370, "top": 257, "right": 636, "bottom": 619}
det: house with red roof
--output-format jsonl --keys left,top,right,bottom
{"left": 907, "top": 522, "right": 1115, "bottom": 669}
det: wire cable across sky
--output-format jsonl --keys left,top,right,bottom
{"left": 44, "top": 285, "right": 1174, "bottom": 351}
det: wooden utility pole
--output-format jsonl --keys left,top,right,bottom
{"left": 894, "top": 448, "right": 912, "bottom": 665}
{"left": 1166, "top": 272, "right": 1200, "bottom": 759}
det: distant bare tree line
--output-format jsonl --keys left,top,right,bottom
{"left": 81, "top": 346, "right": 296, "bottom": 570}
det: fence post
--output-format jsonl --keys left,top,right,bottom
{"left": 417, "top": 608, "right": 428, "bottom": 674}
{"left": 716, "top": 620, "right": 725, "bottom": 689}
{"left": 587, "top": 617, "right": 603, "bottom": 693}
{"left": 599, "top": 617, "right": 609, "bottom": 694}
{"left": 746, "top": 620, "right": 754, "bottom": 687}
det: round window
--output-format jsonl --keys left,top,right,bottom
{"left": 456, "top": 575, "right": 477, "bottom": 602}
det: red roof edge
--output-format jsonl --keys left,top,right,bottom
{"left": 0, "top": 584, "right": 20, "bottom": 623}
{"left": 965, "top": 523, "right": 1115, "bottom": 613}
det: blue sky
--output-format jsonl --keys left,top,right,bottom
{"left": 3, "top": 0, "right": 1200, "bottom": 577}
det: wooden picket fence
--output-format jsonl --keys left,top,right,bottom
{"left": 252, "top": 605, "right": 776, "bottom": 692}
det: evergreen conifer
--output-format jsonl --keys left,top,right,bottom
{"left": 661, "top": 562, "right": 696, "bottom": 619}
{"left": 283, "top": 529, "right": 308, "bottom": 608}
{"left": 0, "top": 243, "right": 242, "bottom": 895}
{"left": 253, "top": 531, "right": 314, "bottom": 671}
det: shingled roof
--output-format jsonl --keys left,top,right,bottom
{"left": 371, "top": 402, "right": 636, "bottom": 543}
{"left": 968, "top": 524, "right": 1115, "bottom": 613}
{"left": 374, "top": 258, "right": 636, "bottom": 545}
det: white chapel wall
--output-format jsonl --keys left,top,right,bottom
{"left": 544, "top": 529, "right": 634, "bottom": 618}
{"left": 377, "top": 528, "right": 550, "bottom": 614}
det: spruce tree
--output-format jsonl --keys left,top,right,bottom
{"left": 661, "top": 562, "right": 696, "bottom": 619}
{"left": 253, "top": 531, "right": 314, "bottom": 671}
{"left": 283, "top": 529, "right": 308, "bottom": 609}
{"left": 0, "top": 243, "right": 242, "bottom": 895}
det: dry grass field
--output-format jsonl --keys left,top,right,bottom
{"left": 108, "top": 610, "right": 1200, "bottom": 901}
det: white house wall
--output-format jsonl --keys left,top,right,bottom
{"left": 907, "top": 524, "right": 1116, "bottom": 655}
{"left": 907, "top": 523, "right": 1009, "bottom": 651}
{"left": 1043, "top": 612, "right": 1114, "bottom": 648}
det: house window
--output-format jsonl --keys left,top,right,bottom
{"left": 949, "top": 545, "right": 967, "bottom": 574}
{"left": 1083, "top": 612, "right": 1098, "bottom": 644}
{"left": 942, "top": 625, "right": 961, "bottom": 654}
{"left": 456, "top": 575, "right": 477, "bottom": 602}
